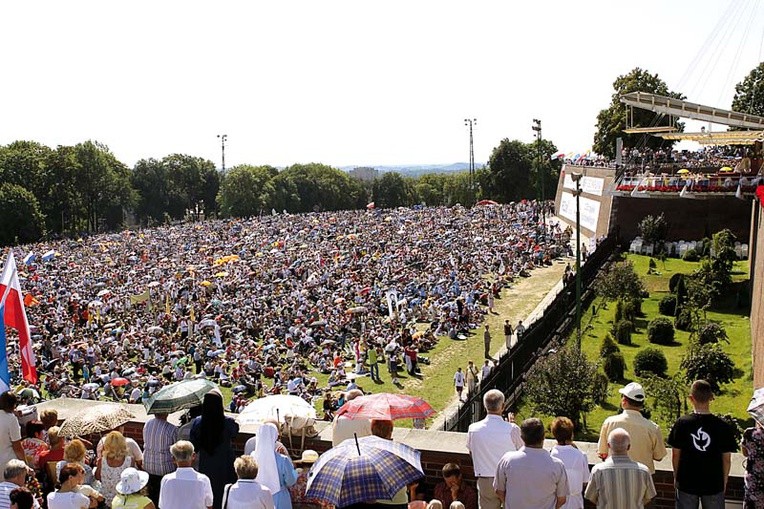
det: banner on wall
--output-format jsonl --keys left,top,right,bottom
{"left": 559, "top": 191, "right": 601, "bottom": 233}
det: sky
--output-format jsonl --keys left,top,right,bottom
{"left": 2, "top": 0, "right": 764, "bottom": 169}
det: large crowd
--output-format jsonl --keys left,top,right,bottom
{"left": 6, "top": 202, "right": 567, "bottom": 410}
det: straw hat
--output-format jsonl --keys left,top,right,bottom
{"left": 295, "top": 449, "right": 319, "bottom": 465}
{"left": 116, "top": 467, "right": 149, "bottom": 495}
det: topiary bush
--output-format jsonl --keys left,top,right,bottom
{"left": 675, "top": 307, "right": 694, "bottom": 332}
{"left": 658, "top": 295, "right": 677, "bottom": 316}
{"left": 634, "top": 347, "right": 668, "bottom": 377}
{"left": 600, "top": 334, "right": 620, "bottom": 358}
{"left": 648, "top": 317, "right": 675, "bottom": 345}
{"left": 683, "top": 248, "right": 700, "bottom": 262}
{"left": 591, "top": 372, "right": 609, "bottom": 405}
{"left": 614, "top": 299, "right": 624, "bottom": 324}
{"left": 669, "top": 273, "right": 685, "bottom": 293}
{"left": 603, "top": 352, "right": 626, "bottom": 382}
{"left": 680, "top": 344, "right": 736, "bottom": 391}
{"left": 697, "top": 322, "right": 729, "bottom": 345}
{"left": 614, "top": 320, "right": 633, "bottom": 345}
{"left": 622, "top": 300, "right": 637, "bottom": 322}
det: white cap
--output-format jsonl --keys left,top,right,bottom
{"left": 618, "top": 382, "right": 645, "bottom": 402}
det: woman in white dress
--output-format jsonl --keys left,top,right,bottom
{"left": 96, "top": 432, "right": 134, "bottom": 508}
{"left": 549, "top": 417, "right": 589, "bottom": 509}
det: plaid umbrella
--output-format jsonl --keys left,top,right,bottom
{"left": 144, "top": 378, "right": 218, "bottom": 415}
{"left": 59, "top": 404, "right": 135, "bottom": 438}
{"left": 335, "top": 393, "right": 434, "bottom": 421}
{"left": 306, "top": 435, "right": 422, "bottom": 507}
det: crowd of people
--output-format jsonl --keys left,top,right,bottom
{"left": 5, "top": 202, "right": 567, "bottom": 411}
{"left": 0, "top": 378, "right": 757, "bottom": 509}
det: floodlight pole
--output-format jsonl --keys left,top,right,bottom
{"left": 464, "top": 119, "right": 477, "bottom": 203}
{"left": 217, "top": 134, "right": 228, "bottom": 172}
{"left": 532, "top": 119, "right": 545, "bottom": 239}
{"left": 571, "top": 172, "right": 583, "bottom": 350}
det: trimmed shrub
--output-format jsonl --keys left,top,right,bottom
{"left": 658, "top": 295, "right": 677, "bottom": 317}
{"left": 697, "top": 322, "right": 729, "bottom": 345}
{"left": 680, "top": 344, "right": 736, "bottom": 391}
{"left": 592, "top": 372, "right": 609, "bottom": 405}
{"left": 622, "top": 300, "right": 637, "bottom": 323}
{"left": 614, "top": 300, "right": 624, "bottom": 324}
{"left": 675, "top": 307, "right": 693, "bottom": 332}
{"left": 603, "top": 352, "right": 626, "bottom": 382}
{"left": 614, "top": 320, "right": 633, "bottom": 345}
{"left": 669, "top": 273, "right": 684, "bottom": 293}
{"left": 600, "top": 334, "right": 620, "bottom": 358}
{"left": 683, "top": 248, "right": 700, "bottom": 262}
{"left": 648, "top": 317, "right": 675, "bottom": 345}
{"left": 634, "top": 347, "right": 668, "bottom": 377}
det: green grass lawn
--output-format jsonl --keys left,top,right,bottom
{"left": 545, "top": 253, "right": 753, "bottom": 441}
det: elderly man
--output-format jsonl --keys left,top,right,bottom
{"left": 0, "top": 459, "right": 38, "bottom": 509}
{"left": 493, "top": 418, "right": 568, "bottom": 509}
{"left": 159, "top": 441, "right": 213, "bottom": 509}
{"left": 467, "top": 389, "right": 523, "bottom": 509}
{"left": 143, "top": 412, "right": 178, "bottom": 505}
{"left": 585, "top": 428, "right": 656, "bottom": 509}
{"left": 597, "top": 382, "right": 666, "bottom": 473}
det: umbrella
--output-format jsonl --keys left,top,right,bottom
{"left": 144, "top": 379, "right": 218, "bottom": 414}
{"left": 59, "top": 404, "right": 135, "bottom": 438}
{"left": 214, "top": 271, "right": 229, "bottom": 278}
{"left": 748, "top": 388, "right": 764, "bottom": 425}
{"left": 199, "top": 319, "right": 218, "bottom": 328}
{"left": 147, "top": 281, "right": 161, "bottom": 288}
{"left": 677, "top": 168, "right": 690, "bottom": 174}
{"left": 310, "top": 320, "right": 327, "bottom": 327}
{"left": 345, "top": 306, "right": 367, "bottom": 315}
{"left": 147, "top": 326, "right": 164, "bottom": 335}
{"left": 82, "top": 383, "right": 100, "bottom": 391}
{"left": 720, "top": 166, "right": 734, "bottom": 173}
{"left": 237, "top": 394, "right": 316, "bottom": 425}
{"left": 111, "top": 377, "right": 130, "bottom": 387}
{"left": 96, "top": 289, "right": 111, "bottom": 297}
{"left": 305, "top": 435, "right": 423, "bottom": 507}
{"left": 476, "top": 199, "right": 499, "bottom": 206}
{"left": 336, "top": 393, "right": 434, "bottom": 421}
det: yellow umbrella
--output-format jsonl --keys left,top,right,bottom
{"left": 214, "top": 271, "right": 229, "bottom": 278}
{"left": 200, "top": 281, "right": 212, "bottom": 287}
{"left": 720, "top": 166, "right": 733, "bottom": 173}
{"left": 677, "top": 169, "right": 690, "bottom": 174}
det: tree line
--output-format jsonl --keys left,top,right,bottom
{"left": 0, "top": 137, "right": 561, "bottom": 246}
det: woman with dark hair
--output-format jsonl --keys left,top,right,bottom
{"left": 190, "top": 390, "right": 238, "bottom": 509}
{"left": 21, "top": 421, "right": 48, "bottom": 472}
{"left": 9, "top": 487, "right": 35, "bottom": 509}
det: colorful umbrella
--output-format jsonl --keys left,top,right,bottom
{"left": 59, "top": 404, "right": 135, "bottom": 438}
{"left": 677, "top": 169, "right": 690, "bottom": 174}
{"left": 111, "top": 377, "right": 130, "bottom": 387}
{"left": 476, "top": 199, "right": 499, "bottom": 206}
{"left": 144, "top": 378, "right": 218, "bottom": 415}
{"left": 720, "top": 166, "right": 734, "bottom": 173}
{"left": 335, "top": 393, "right": 434, "bottom": 421}
{"left": 306, "top": 435, "right": 423, "bottom": 507}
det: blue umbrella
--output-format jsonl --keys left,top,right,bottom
{"left": 305, "top": 435, "right": 422, "bottom": 508}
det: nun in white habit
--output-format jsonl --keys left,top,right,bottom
{"left": 252, "top": 423, "right": 298, "bottom": 509}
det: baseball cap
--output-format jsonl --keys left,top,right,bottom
{"left": 618, "top": 382, "right": 645, "bottom": 402}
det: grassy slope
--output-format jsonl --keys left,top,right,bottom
{"left": 568, "top": 254, "right": 752, "bottom": 441}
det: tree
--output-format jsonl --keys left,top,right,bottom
{"left": 640, "top": 374, "right": 688, "bottom": 425}
{"left": 164, "top": 154, "right": 220, "bottom": 220}
{"left": 217, "top": 165, "right": 277, "bottom": 218}
{"left": 485, "top": 139, "right": 534, "bottom": 202}
{"left": 732, "top": 62, "right": 764, "bottom": 117}
{"left": 272, "top": 163, "right": 366, "bottom": 213}
{"left": 372, "top": 172, "right": 413, "bottom": 208}
{"left": 132, "top": 158, "right": 170, "bottom": 225}
{"left": 0, "top": 141, "right": 54, "bottom": 204}
{"left": 638, "top": 213, "right": 668, "bottom": 250}
{"left": 0, "top": 183, "right": 45, "bottom": 245}
{"left": 524, "top": 347, "right": 605, "bottom": 428}
{"left": 680, "top": 343, "right": 736, "bottom": 391}
{"left": 593, "top": 68, "right": 685, "bottom": 158}
{"left": 595, "top": 260, "right": 646, "bottom": 303}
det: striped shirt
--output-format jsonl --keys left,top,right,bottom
{"left": 0, "top": 481, "right": 41, "bottom": 509}
{"left": 584, "top": 456, "right": 656, "bottom": 509}
{"left": 143, "top": 416, "right": 178, "bottom": 476}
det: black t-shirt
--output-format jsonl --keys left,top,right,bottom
{"left": 667, "top": 413, "right": 738, "bottom": 495}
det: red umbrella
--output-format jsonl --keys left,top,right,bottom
{"left": 476, "top": 199, "right": 499, "bottom": 206}
{"left": 111, "top": 377, "right": 130, "bottom": 387}
{"left": 335, "top": 393, "right": 434, "bottom": 421}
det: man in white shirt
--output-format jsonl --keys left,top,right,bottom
{"left": 0, "top": 460, "right": 39, "bottom": 509}
{"left": 467, "top": 389, "right": 523, "bottom": 509}
{"left": 159, "top": 441, "right": 213, "bottom": 509}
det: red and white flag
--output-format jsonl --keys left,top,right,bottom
{"left": 0, "top": 253, "right": 37, "bottom": 384}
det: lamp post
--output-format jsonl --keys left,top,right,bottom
{"left": 464, "top": 119, "right": 477, "bottom": 202}
{"left": 217, "top": 134, "right": 228, "bottom": 172}
{"left": 532, "top": 119, "right": 545, "bottom": 239}
{"left": 571, "top": 172, "right": 583, "bottom": 350}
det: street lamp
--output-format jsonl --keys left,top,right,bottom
{"left": 571, "top": 171, "right": 583, "bottom": 350}
{"left": 532, "top": 119, "right": 545, "bottom": 239}
{"left": 217, "top": 134, "right": 228, "bottom": 172}
{"left": 464, "top": 119, "right": 477, "bottom": 202}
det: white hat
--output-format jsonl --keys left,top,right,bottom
{"left": 619, "top": 382, "right": 645, "bottom": 402}
{"left": 296, "top": 449, "right": 319, "bottom": 464}
{"left": 116, "top": 467, "right": 149, "bottom": 495}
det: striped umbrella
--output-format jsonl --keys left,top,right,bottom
{"left": 306, "top": 435, "right": 422, "bottom": 507}
{"left": 143, "top": 378, "right": 218, "bottom": 415}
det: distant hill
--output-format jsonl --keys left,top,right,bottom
{"left": 339, "top": 162, "right": 485, "bottom": 177}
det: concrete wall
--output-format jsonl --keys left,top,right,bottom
{"left": 37, "top": 399, "right": 746, "bottom": 508}
{"left": 750, "top": 198, "right": 764, "bottom": 389}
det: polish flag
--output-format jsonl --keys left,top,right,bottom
{"left": 0, "top": 253, "right": 37, "bottom": 385}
